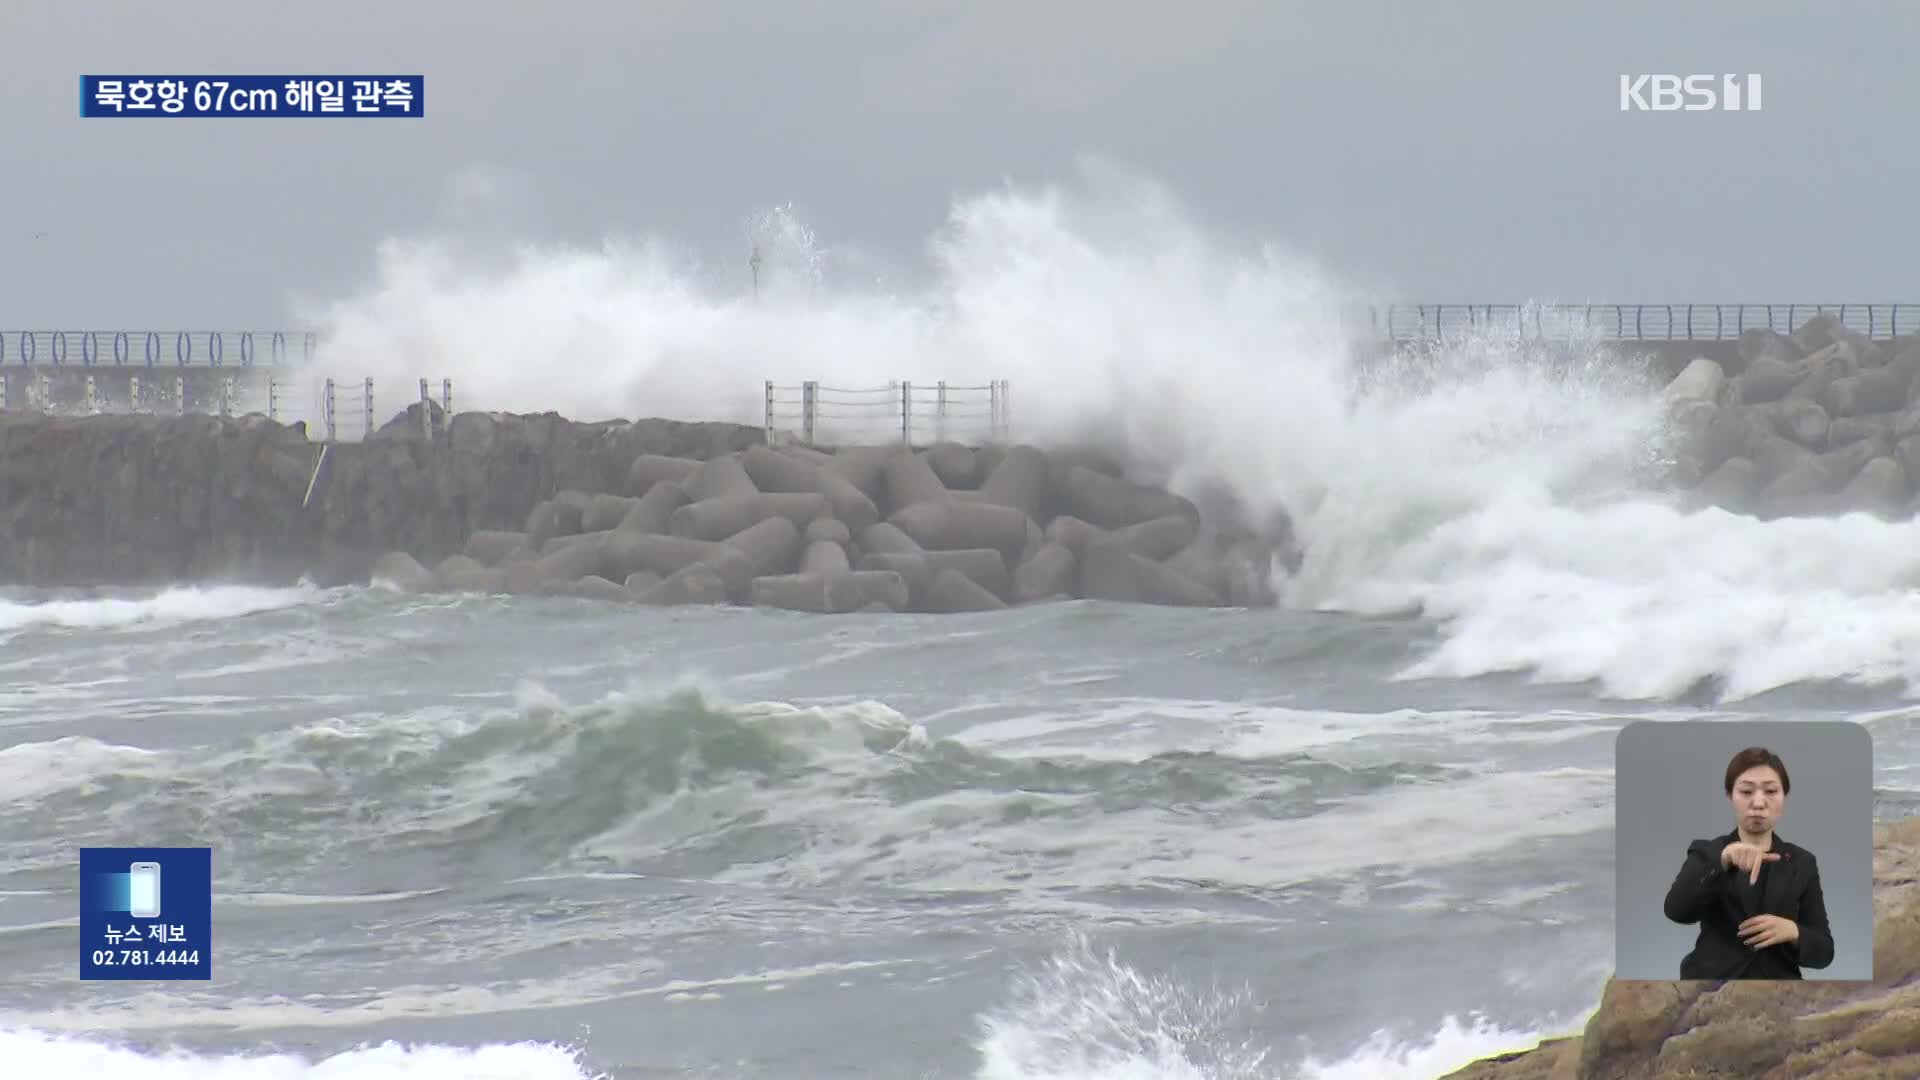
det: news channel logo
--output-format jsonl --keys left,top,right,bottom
{"left": 1619, "top": 74, "right": 1762, "bottom": 112}
{"left": 79, "top": 847, "right": 212, "bottom": 980}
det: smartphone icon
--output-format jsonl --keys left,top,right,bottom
{"left": 128, "top": 862, "right": 162, "bottom": 919}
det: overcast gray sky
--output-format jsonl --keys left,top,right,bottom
{"left": 6, "top": 0, "right": 1916, "bottom": 330}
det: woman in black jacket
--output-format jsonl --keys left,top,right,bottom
{"left": 1662, "top": 746, "right": 1835, "bottom": 980}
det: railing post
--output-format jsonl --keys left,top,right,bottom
{"left": 419, "top": 377, "right": 431, "bottom": 439}
{"left": 936, "top": 380, "right": 948, "bottom": 442}
{"left": 900, "top": 380, "right": 912, "bottom": 445}
{"left": 442, "top": 378, "right": 452, "bottom": 417}
{"left": 323, "top": 378, "right": 336, "bottom": 441}
{"left": 174, "top": 376, "right": 185, "bottom": 415}
{"left": 363, "top": 378, "right": 374, "bottom": 439}
{"left": 802, "top": 380, "right": 817, "bottom": 446}
{"left": 763, "top": 380, "right": 774, "bottom": 442}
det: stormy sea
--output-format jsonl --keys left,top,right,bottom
{"left": 2, "top": 174, "right": 1917, "bottom": 1078}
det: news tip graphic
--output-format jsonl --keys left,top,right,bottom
{"left": 79, "top": 847, "right": 212, "bottom": 980}
{"left": 80, "top": 75, "right": 423, "bottom": 118}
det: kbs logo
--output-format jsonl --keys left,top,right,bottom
{"left": 1619, "top": 74, "right": 1762, "bottom": 112}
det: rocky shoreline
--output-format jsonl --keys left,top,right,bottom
{"left": 1665, "top": 312, "right": 1920, "bottom": 519}
{"left": 1444, "top": 814, "right": 1920, "bottom": 1080}
{"left": 0, "top": 402, "right": 1295, "bottom": 611}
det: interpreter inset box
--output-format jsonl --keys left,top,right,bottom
{"left": 1614, "top": 720, "right": 1872, "bottom": 981}
{"left": 79, "top": 846, "right": 212, "bottom": 980}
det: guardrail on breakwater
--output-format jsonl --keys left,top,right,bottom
{"left": 5, "top": 306, "right": 1914, "bottom": 370}
{"left": 0, "top": 330, "right": 319, "bottom": 367}
{"left": 1370, "top": 304, "right": 1920, "bottom": 342}
{"left": 312, "top": 377, "right": 453, "bottom": 442}
{"left": 765, "top": 380, "right": 1011, "bottom": 447}
{"left": 0, "top": 367, "right": 453, "bottom": 444}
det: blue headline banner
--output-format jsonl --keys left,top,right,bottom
{"left": 81, "top": 75, "right": 423, "bottom": 118}
{"left": 79, "top": 847, "right": 212, "bottom": 980}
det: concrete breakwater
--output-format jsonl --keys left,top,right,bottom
{"left": 3, "top": 307, "right": 1910, "bottom": 607}
{"left": 373, "top": 431, "right": 1292, "bottom": 613}
{"left": 0, "top": 402, "right": 1292, "bottom": 610}
{"left": 1664, "top": 312, "right": 1920, "bottom": 518}
{"left": 0, "top": 406, "right": 761, "bottom": 589}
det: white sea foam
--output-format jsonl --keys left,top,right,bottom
{"left": 1291, "top": 1013, "right": 1586, "bottom": 1080}
{"left": 0, "top": 735, "right": 163, "bottom": 803}
{"left": 972, "top": 932, "right": 1579, "bottom": 1080}
{"left": 0, "top": 1028, "right": 600, "bottom": 1080}
{"left": 951, "top": 699, "right": 1614, "bottom": 761}
{"left": 1345, "top": 503, "right": 1920, "bottom": 701}
{"left": 0, "top": 585, "right": 324, "bottom": 634}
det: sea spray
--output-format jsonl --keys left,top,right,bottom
{"left": 294, "top": 166, "right": 1920, "bottom": 700}
{"left": 974, "top": 930, "right": 1271, "bottom": 1080}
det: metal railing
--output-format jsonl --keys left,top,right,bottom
{"left": 1368, "top": 304, "right": 1920, "bottom": 342}
{"left": 7, "top": 308, "right": 1915, "bottom": 368}
{"left": 765, "top": 380, "right": 1011, "bottom": 447}
{"left": 314, "top": 377, "right": 454, "bottom": 442}
{"left": 0, "top": 369, "right": 454, "bottom": 444}
{"left": 0, "top": 330, "right": 317, "bottom": 367}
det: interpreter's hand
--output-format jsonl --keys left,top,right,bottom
{"left": 1738, "top": 914, "right": 1799, "bottom": 950}
{"left": 1721, "top": 841, "right": 1780, "bottom": 884}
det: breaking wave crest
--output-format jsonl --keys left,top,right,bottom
{"left": 0, "top": 682, "right": 1495, "bottom": 896}
{"left": 0, "top": 1029, "right": 599, "bottom": 1080}
{"left": 288, "top": 162, "right": 1920, "bottom": 701}
{"left": 972, "top": 932, "right": 1573, "bottom": 1080}
{"left": 0, "top": 584, "right": 327, "bottom": 635}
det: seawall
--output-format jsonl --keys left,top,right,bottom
{"left": 0, "top": 406, "right": 764, "bottom": 590}
{"left": 5, "top": 310, "right": 1918, "bottom": 608}
{"left": 0, "top": 402, "right": 1294, "bottom": 612}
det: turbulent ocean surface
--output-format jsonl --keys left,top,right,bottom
{"left": 4, "top": 178, "right": 1920, "bottom": 1077}
{"left": 0, "top": 572, "right": 1916, "bottom": 1079}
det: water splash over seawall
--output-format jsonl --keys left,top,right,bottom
{"left": 290, "top": 164, "right": 1920, "bottom": 701}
